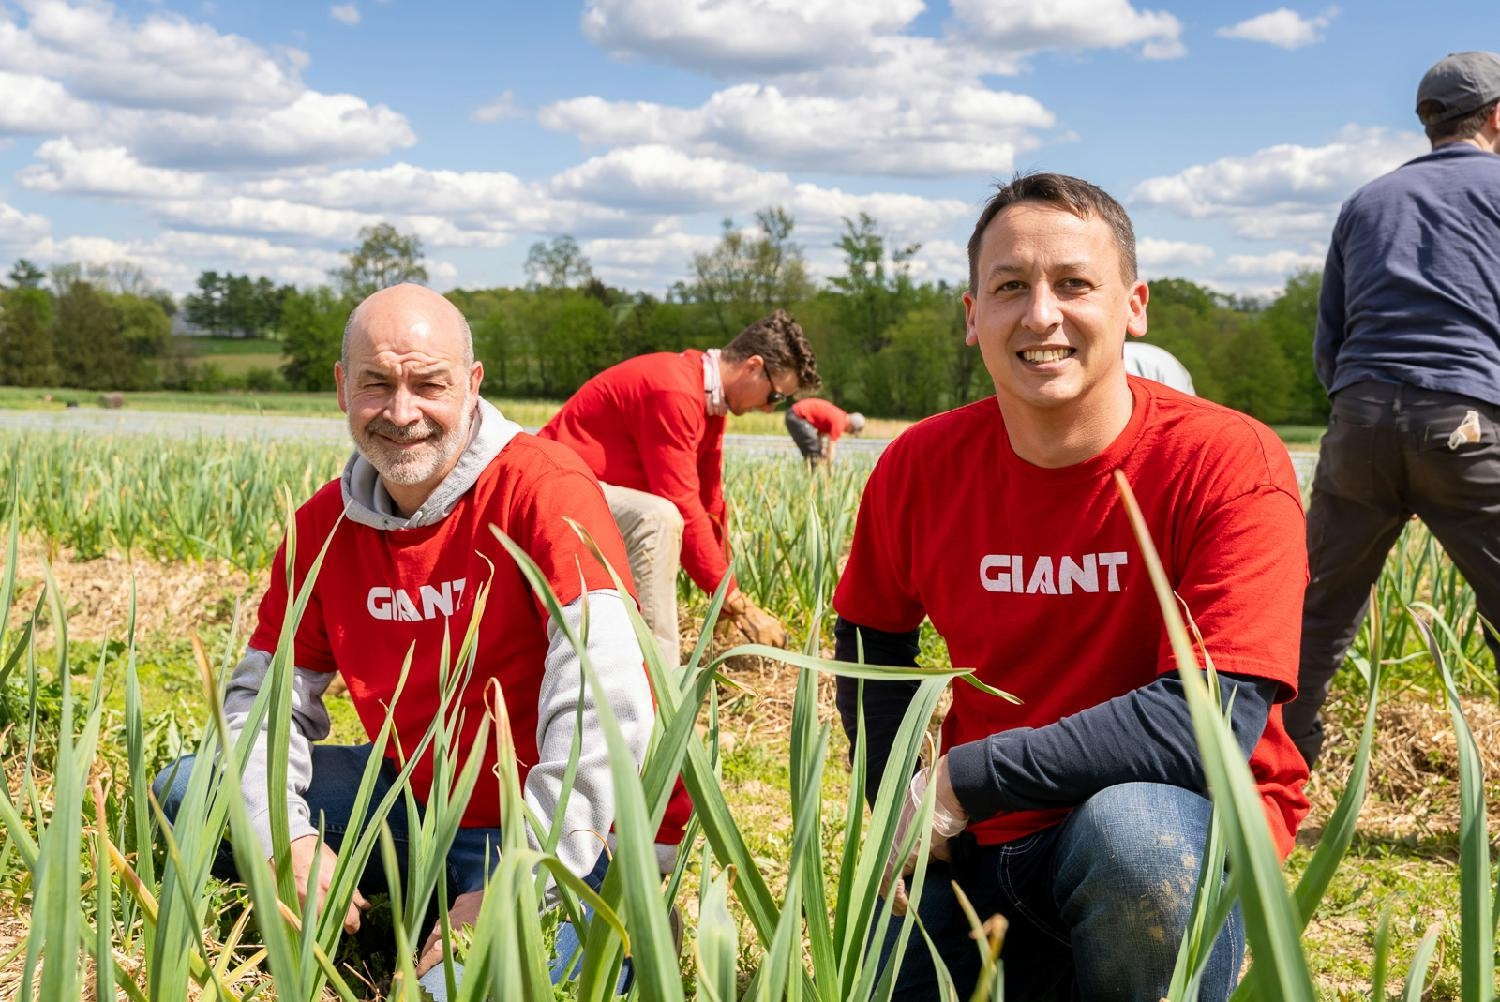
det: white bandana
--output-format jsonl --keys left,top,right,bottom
{"left": 702, "top": 348, "right": 727, "bottom": 417}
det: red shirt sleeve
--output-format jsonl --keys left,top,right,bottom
{"left": 634, "top": 395, "right": 734, "bottom": 594}
{"left": 247, "top": 503, "right": 338, "bottom": 673}
{"left": 508, "top": 465, "right": 639, "bottom": 614}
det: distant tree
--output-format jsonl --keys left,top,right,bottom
{"left": 53, "top": 280, "right": 128, "bottom": 389}
{"left": 1260, "top": 269, "right": 1328, "bottom": 423}
{"left": 334, "top": 223, "right": 428, "bottom": 299}
{"left": 1214, "top": 325, "right": 1296, "bottom": 423}
{"left": 683, "top": 207, "right": 812, "bottom": 338}
{"left": 7, "top": 259, "right": 45, "bottom": 290}
{"left": 184, "top": 270, "right": 228, "bottom": 333}
{"left": 112, "top": 293, "right": 172, "bottom": 388}
{"left": 525, "top": 235, "right": 594, "bottom": 290}
{"left": 280, "top": 287, "right": 350, "bottom": 391}
{"left": 0, "top": 286, "right": 57, "bottom": 386}
{"left": 829, "top": 212, "right": 921, "bottom": 354}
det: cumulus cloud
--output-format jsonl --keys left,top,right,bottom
{"left": 541, "top": 83, "right": 1053, "bottom": 176}
{"left": 0, "top": 201, "right": 52, "bottom": 255}
{"left": 581, "top": 0, "right": 923, "bottom": 76}
{"left": 550, "top": 145, "right": 793, "bottom": 212}
{"left": 1136, "top": 237, "right": 1215, "bottom": 272}
{"left": 0, "top": 0, "right": 304, "bottom": 112}
{"left": 948, "top": 0, "right": 1185, "bottom": 60}
{"left": 19, "top": 139, "right": 207, "bottom": 198}
{"left": 104, "top": 91, "right": 416, "bottom": 169}
{"left": 330, "top": 4, "right": 360, "bottom": 25}
{"left": 1217, "top": 7, "right": 1337, "bottom": 49}
{"left": 472, "top": 90, "right": 523, "bottom": 123}
{"left": 1130, "top": 125, "right": 1426, "bottom": 239}
{"left": 0, "top": 1, "right": 414, "bottom": 169}
{"left": 1221, "top": 248, "right": 1325, "bottom": 277}
{"left": 0, "top": 70, "right": 96, "bottom": 133}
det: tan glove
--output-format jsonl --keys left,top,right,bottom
{"left": 720, "top": 589, "right": 788, "bottom": 648}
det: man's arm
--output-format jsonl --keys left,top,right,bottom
{"left": 222, "top": 648, "right": 335, "bottom": 856}
{"left": 832, "top": 617, "right": 924, "bottom": 806}
{"left": 944, "top": 672, "right": 1276, "bottom": 820}
{"left": 526, "top": 590, "right": 654, "bottom": 883}
{"left": 1314, "top": 215, "right": 1347, "bottom": 392}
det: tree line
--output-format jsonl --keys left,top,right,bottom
{"left": 0, "top": 215, "right": 1331, "bottom": 424}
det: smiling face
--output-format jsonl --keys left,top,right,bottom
{"left": 335, "top": 284, "right": 483, "bottom": 514}
{"left": 963, "top": 202, "right": 1148, "bottom": 432}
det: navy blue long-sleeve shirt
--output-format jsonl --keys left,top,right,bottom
{"left": 1316, "top": 143, "right": 1500, "bottom": 404}
{"left": 832, "top": 617, "right": 1276, "bottom": 818}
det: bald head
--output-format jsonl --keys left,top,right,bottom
{"left": 342, "top": 283, "right": 473, "bottom": 370}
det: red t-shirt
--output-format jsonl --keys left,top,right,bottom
{"left": 834, "top": 378, "right": 1310, "bottom": 857}
{"left": 539, "top": 351, "right": 734, "bottom": 595}
{"left": 250, "top": 434, "right": 693, "bottom": 840}
{"left": 791, "top": 397, "right": 851, "bottom": 441}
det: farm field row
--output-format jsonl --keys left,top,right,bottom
{"left": 0, "top": 431, "right": 1488, "bottom": 999}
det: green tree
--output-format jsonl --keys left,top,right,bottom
{"left": 1260, "top": 269, "right": 1328, "bottom": 423}
{"left": 112, "top": 293, "right": 171, "bottom": 389}
{"left": 7, "top": 259, "right": 45, "bottom": 290}
{"left": 0, "top": 286, "right": 57, "bottom": 386}
{"left": 1213, "top": 325, "right": 1296, "bottom": 422}
{"left": 184, "top": 270, "right": 228, "bottom": 334}
{"left": 53, "top": 280, "right": 128, "bottom": 389}
{"left": 280, "top": 287, "right": 350, "bottom": 391}
{"left": 334, "top": 223, "right": 428, "bottom": 299}
{"left": 682, "top": 207, "right": 812, "bottom": 339}
{"left": 524, "top": 235, "right": 594, "bottom": 290}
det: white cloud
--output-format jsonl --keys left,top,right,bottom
{"left": 1221, "top": 249, "right": 1324, "bottom": 278}
{"left": 1216, "top": 7, "right": 1337, "bottom": 49}
{"left": 0, "top": 70, "right": 96, "bottom": 133}
{"left": 542, "top": 83, "right": 1053, "bottom": 176}
{"left": 329, "top": 4, "right": 360, "bottom": 25}
{"left": 472, "top": 90, "right": 523, "bottom": 123}
{"left": 104, "top": 91, "right": 416, "bottom": 169}
{"left": 550, "top": 145, "right": 792, "bottom": 212}
{"left": 582, "top": 227, "right": 719, "bottom": 286}
{"left": 19, "top": 139, "right": 207, "bottom": 198}
{"left": 948, "top": 0, "right": 1185, "bottom": 60}
{"left": 1136, "top": 237, "right": 1215, "bottom": 272}
{"left": 0, "top": 201, "right": 52, "bottom": 255}
{"left": 581, "top": 0, "right": 923, "bottom": 76}
{"left": 0, "top": 0, "right": 304, "bottom": 112}
{"left": 1130, "top": 125, "right": 1427, "bottom": 240}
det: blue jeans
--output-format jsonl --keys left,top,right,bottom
{"left": 152, "top": 744, "right": 615, "bottom": 997}
{"left": 880, "top": 783, "right": 1244, "bottom": 1001}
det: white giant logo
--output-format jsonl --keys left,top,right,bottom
{"left": 367, "top": 578, "right": 468, "bottom": 621}
{"left": 979, "top": 553, "right": 1128, "bottom": 594}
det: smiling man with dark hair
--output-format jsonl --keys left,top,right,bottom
{"left": 834, "top": 173, "right": 1310, "bottom": 1000}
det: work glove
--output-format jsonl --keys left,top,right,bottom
{"left": 881, "top": 758, "right": 968, "bottom": 917}
{"left": 719, "top": 589, "right": 789, "bottom": 649}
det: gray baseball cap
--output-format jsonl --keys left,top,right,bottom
{"left": 1416, "top": 51, "right": 1500, "bottom": 124}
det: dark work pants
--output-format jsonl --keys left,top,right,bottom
{"left": 1285, "top": 380, "right": 1500, "bottom": 768}
{"left": 784, "top": 409, "right": 823, "bottom": 460}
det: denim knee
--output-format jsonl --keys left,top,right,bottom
{"left": 151, "top": 754, "right": 199, "bottom": 824}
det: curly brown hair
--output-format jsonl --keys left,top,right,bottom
{"left": 723, "top": 309, "right": 822, "bottom": 392}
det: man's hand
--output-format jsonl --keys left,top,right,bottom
{"left": 286, "top": 833, "right": 367, "bottom": 934}
{"left": 737, "top": 600, "right": 788, "bottom": 648}
{"left": 720, "top": 589, "right": 788, "bottom": 648}
{"left": 415, "top": 889, "right": 485, "bottom": 977}
{"left": 880, "top": 757, "right": 968, "bottom": 917}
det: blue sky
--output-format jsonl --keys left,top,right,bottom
{"left": 0, "top": 0, "right": 1490, "bottom": 299}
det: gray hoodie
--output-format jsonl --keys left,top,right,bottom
{"left": 224, "top": 398, "right": 654, "bottom": 885}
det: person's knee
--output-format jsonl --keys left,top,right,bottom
{"left": 637, "top": 494, "right": 684, "bottom": 543}
{"left": 1057, "top": 783, "right": 1212, "bottom": 927}
{"left": 151, "top": 754, "right": 198, "bottom": 824}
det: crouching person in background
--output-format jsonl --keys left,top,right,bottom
{"left": 833, "top": 173, "right": 1310, "bottom": 1001}
{"left": 153, "top": 284, "right": 691, "bottom": 997}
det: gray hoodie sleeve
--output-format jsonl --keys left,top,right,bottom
{"left": 223, "top": 648, "right": 335, "bottom": 858}
{"left": 526, "top": 590, "right": 653, "bottom": 883}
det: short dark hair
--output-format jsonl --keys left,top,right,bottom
{"left": 966, "top": 172, "right": 1138, "bottom": 293}
{"left": 724, "top": 309, "right": 821, "bottom": 392}
{"left": 1422, "top": 97, "right": 1500, "bottom": 144}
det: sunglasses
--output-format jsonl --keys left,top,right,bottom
{"left": 761, "top": 366, "right": 789, "bottom": 407}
